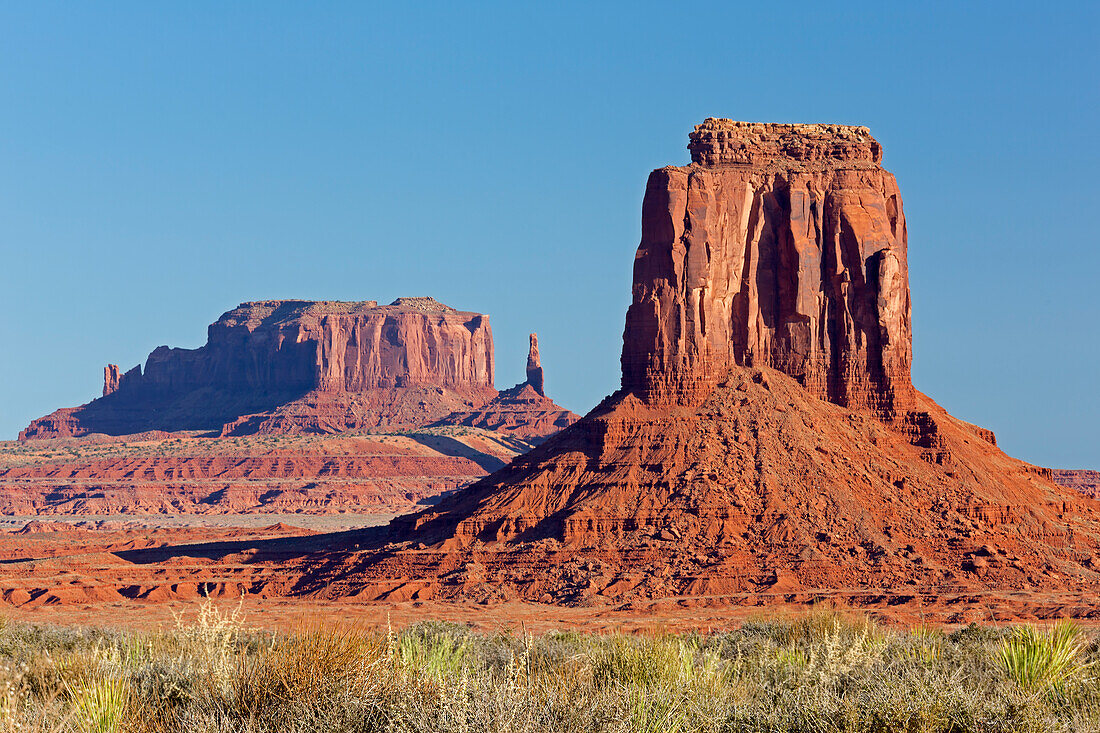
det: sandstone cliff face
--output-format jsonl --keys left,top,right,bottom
{"left": 622, "top": 120, "right": 912, "bottom": 418}
{"left": 103, "top": 365, "right": 121, "bottom": 397}
{"left": 23, "top": 298, "right": 578, "bottom": 443}
{"left": 21, "top": 298, "right": 497, "bottom": 439}
{"left": 140, "top": 297, "right": 494, "bottom": 396}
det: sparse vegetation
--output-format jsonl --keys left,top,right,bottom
{"left": 0, "top": 606, "right": 1098, "bottom": 732}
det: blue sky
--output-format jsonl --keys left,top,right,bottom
{"left": 1, "top": 2, "right": 1096, "bottom": 468}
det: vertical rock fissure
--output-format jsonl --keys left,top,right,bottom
{"left": 622, "top": 120, "right": 913, "bottom": 419}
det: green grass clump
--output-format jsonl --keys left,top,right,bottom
{"left": 1, "top": 603, "right": 1100, "bottom": 732}
{"left": 1000, "top": 619, "right": 1091, "bottom": 695}
{"left": 71, "top": 678, "right": 129, "bottom": 733}
{"left": 394, "top": 624, "right": 471, "bottom": 683}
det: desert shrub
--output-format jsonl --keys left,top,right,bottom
{"left": 234, "top": 621, "right": 385, "bottom": 715}
{"left": 71, "top": 677, "right": 129, "bottom": 733}
{"left": 592, "top": 634, "right": 724, "bottom": 692}
{"left": 737, "top": 605, "right": 882, "bottom": 646}
{"left": 0, "top": 659, "right": 28, "bottom": 733}
{"left": 1000, "top": 620, "right": 1092, "bottom": 695}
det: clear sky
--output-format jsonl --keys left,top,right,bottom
{"left": 1, "top": 2, "right": 1096, "bottom": 469}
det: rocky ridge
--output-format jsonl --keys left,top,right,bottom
{"left": 1053, "top": 470, "right": 1100, "bottom": 499}
{"left": 0, "top": 430, "right": 531, "bottom": 517}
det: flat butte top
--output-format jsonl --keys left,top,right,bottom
{"left": 687, "top": 118, "right": 884, "bottom": 169}
{"left": 216, "top": 297, "right": 478, "bottom": 329}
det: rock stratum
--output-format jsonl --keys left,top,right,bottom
{"left": 21, "top": 298, "right": 577, "bottom": 442}
{"left": 1053, "top": 470, "right": 1100, "bottom": 500}
{"left": 299, "top": 120, "right": 1100, "bottom": 614}
{"left": 0, "top": 431, "right": 532, "bottom": 517}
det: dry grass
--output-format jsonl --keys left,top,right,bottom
{"left": 0, "top": 605, "right": 1099, "bottom": 731}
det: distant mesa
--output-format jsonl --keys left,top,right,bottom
{"left": 1053, "top": 469, "right": 1100, "bottom": 499}
{"left": 302, "top": 120, "right": 1100, "bottom": 611}
{"left": 20, "top": 298, "right": 577, "bottom": 442}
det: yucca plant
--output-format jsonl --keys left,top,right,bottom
{"left": 394, "top": 630, "right": 471, "bottom": 683}
{"left": 776, "top": 646, "right": 809, "bottom": 669}
{"left": 71, "top": 678, "right": 128, "bottom": 733}
{"left": 1000, "top": 619, "right": 1090, "bottom": 695}
{"left": 906, "top": 622, "right": 943, "bottom": 664}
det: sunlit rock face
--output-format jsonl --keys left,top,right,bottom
{"left": 622, "top": 119, "right": 913, "bottom": 419}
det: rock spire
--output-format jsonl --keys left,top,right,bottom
{"left": 526, "top": 333, "right": 545, "bottom": 396}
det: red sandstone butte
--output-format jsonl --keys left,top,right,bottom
{"left": 21, "top": 298, "right": 503, "bottom": 439}
{"left": 623, "top": 120, "right": 911, "bottom": 417}
{"left": 301, "top": 120, "right": 1100, "bottom": 612}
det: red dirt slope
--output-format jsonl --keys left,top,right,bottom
{"left": 304, "top": 366, "right": 1100, "bottom": 608}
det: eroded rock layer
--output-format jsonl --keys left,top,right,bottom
{"left": 432, "top": 383, "right": 579, "bottom": 443}
{"left": 431, "top": 333, "right": 579, "bottom": 442}
{"left": 1053, "top": 470, "right": 1100, "bottom": 499}
{"left": 0, "top": 431, "right": 529, "bottom": 516}
{"left": 316, "top": 367, "right": 1100, "bottom": 607}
